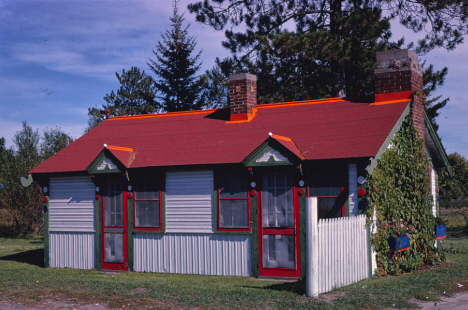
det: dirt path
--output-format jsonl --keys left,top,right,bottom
{"left": 0, "top": 301, "right": 118, "bottom": 310}
{"left": 2, "top": 292, "right": 468, "bottom": 309}
{"left": 411, "top": 291, "right": 468, "bottom": 310}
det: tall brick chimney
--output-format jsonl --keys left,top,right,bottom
{"left": 229, "top": 73, "right": 257, "bottom": 122}
{"left": 375, "top": 49, "right": 424, "bottom": 141}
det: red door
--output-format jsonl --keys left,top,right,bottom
{"left": 101, "top": 178, "right": 128, "bottom": 271}
{"left": 259, "top": 172, "right": 300, "bottom": 278}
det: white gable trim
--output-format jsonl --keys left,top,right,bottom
{"left": 256, "top": 149, "right": 288, "bottom": 163}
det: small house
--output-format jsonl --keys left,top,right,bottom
{"left": 30, "top": 49, "right": 449, "bottom": 279}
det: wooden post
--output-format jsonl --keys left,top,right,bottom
{"left": 368, "top": 208, "right": 378, "bottom": 278}
{"left": 306, "top": 197, "right": 319, "bottom": 297}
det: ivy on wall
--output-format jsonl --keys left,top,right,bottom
{"left": 367, "top": 115, "right": 444, "bottom": 275}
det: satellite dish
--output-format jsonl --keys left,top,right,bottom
{"left": 357, "top": 176, "right": 366, "bottom": 184}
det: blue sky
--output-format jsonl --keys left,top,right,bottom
{"left": 1, "top": 0, "right": 467, "bottom": 159}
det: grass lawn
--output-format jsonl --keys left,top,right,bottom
{"left": 0, "top": 219, "right": 467, "bottom": 309}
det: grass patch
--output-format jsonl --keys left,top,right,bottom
{"left": 0, "top": 225, "right": 467, "bottom": 309}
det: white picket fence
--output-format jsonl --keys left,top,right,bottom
{"left": 306, "top": 197, "right": 372, "bottom": 297}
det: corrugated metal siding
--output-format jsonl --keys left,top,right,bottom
{"left": 50, "top": 232, "right": 95, "bottom": 269}
{"left": 166, "top": 171, "right": 214, "bottom": 233}
{"left": 49, "top": 176, "right": 95, "bottom": 232}
{"left": 348, "top": 163, "right": 358, "bottom": 216}
{"left": 134, "top": 234, "right": 251, "bottom": 276}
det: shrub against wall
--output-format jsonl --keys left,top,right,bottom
{"left": 367, "top": 115, "right": 444, "bottom": 275}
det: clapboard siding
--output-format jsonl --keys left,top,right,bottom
{"left": 134, "top": 233, "right": 251, "bottom": 276}
{"left": 49, "top": 176, "right": 95, "bottom": 232}
{"left": 348, "top": 163, "right": 358, "bottom": 216}
{"left": 50, "top": 232, "right": 95, "bottom": 269}
{"left": 166, "top": 171, "right": 214, "bottom": 233}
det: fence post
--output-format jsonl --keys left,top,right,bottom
{"left": 367, "top": 208, "right": 378, "bottom": 278}
{"left": 306, "top": 197, "right": 319, "bottom": 297}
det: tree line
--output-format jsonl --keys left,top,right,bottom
{"left": 2, "top": 0, "right": 468, "bottom": 236}
{"left": 0, "top": 122, "right": 73, "bottom": 236}
{"left": 88, "top": 0, "right": 468, "bottom": 133}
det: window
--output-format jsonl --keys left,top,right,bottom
{"left": 133, "top": 177, "right": 162, "bottom": 231}
{"left": 262, "top": 173, "right": 294, "bottom": 228}
{"left": 308, "top": 165, "right": 345, "bottom": 219}
{"left": 217, "top": 169, "right": 250, "bottom": 231}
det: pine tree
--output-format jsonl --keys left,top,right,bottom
{"left": 148, "top": 0, "right": 203, "bottom": 112}
{"left": 423, "top": 64, "right": 450, "bottom": 133}
{"left": 189, "top": 0, "right": 468, "bottom": 99}
{"left": 87, "top": 67, "right": 156, "bottom": 130}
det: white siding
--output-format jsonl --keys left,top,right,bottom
{"left": 348, "top": 163, "right": 358, "bottom": 216}
{"left": 431, "top": 168, "right": 437, "bottom": 217}
{"left": 165, "top": 170, "right": 214, "bottom": 233}
{"left": 49, "top": 176, "right": 95, "bottom": 232}
{"left": 50, "top": 232, "right": 95, "bottom": 269}
{"left": 134, "top": 233, "right": 251, "bottom": 276}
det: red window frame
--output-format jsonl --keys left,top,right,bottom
{"left": 216, "top": 169, "right": 251, "bottom": 232}
{"left": 307, "top": 167, "right": 346, "bottom": 218}
{"left": 133, "top": 177, "right": 163, "bottom": 231}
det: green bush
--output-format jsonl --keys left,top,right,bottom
{"left": 367, "top": 115, "right": 444, "bottom": 275}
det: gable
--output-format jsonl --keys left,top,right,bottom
{"left": 87, "top": 150, "right": 123, "bottom": 174}
{"left": 243, "top": 135, "right": 302, "bottom": 167}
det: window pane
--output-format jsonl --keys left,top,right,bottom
{"left": 104, "top": 179, "right": 123, "bottom": 226}
{"left": 135, "top": 178, "right": 159, "bottom": 200}
{"left": 318, "top": 197, "right": 342, "bottom": 219}
{"left": 262, "top": 173, "right": 294, "bottom": 228}
{"left": 262, "top": 235, "right": 295, "bottom": 269}
{"left": 220, "top": 170, "right": 247, "bottom": 199}
{"left": 219, "top": 199, "right": 248, "bottom": 228}
{"left": 135, "top": 201, "right": 160, "bottom": 227}
{"left": 308, "top": 165, "right": 342, "bottom": 196}
{"left": 104, "top": 233, "right": 124, "bottom": 263}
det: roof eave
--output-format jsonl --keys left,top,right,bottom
{"left": 424, "top": 112, "right": 452, "bottom": 176}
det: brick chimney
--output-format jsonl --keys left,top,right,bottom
{"left": 375, "top": 49, "right": 424, "bottom": 141}
{"left": 229, "top": 73, "right": 257, "bottom": 122}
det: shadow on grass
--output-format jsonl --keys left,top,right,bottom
{"left": 0, "top": 248, "right": 45, "bottom": 267}
{"left": 447, "top": 227, "right": 468, "bottom": 238}
{"left": 244, "top": 279, "right": 306, "bottom": 296}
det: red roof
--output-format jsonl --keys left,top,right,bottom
{"left": 31, "top": 94, "right": 411, "bottom": 174}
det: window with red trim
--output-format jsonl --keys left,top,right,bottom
{"left": 133, "top": 177, "right": 162, "bottom": 231}
{"left": 218, "top": 169, "right": 250, "bottom": 231}
{"left": 308, "top": 165, "right": 346, "bottom": 219}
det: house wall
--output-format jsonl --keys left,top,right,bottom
{"left": 49, "top": 176, "right": 95, "bottom": 269}
{"left": 348, "top": 163, "right": 358, "bottom": 216}
{"left": 50, "top": 232, "right": 95, "bottom": 269}
{"left": 165, "top": 170, "right": 214, "bottom": 233}
{"left": 134, "top": 170, "right": 252, "bottom": 276}
{"left": 134, "top": 233, "right": 251, "bottom": 276}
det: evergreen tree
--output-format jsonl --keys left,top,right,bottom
{"left": 199, "top": 57, "right": 234, "bottom": 108}
{"left": 423, "top": 64, "right": 449, "bottom": 133}
{"left": 148, "top": 0, "right": 203, "bottom": 112}
{"left": 87, "top": 67, "right": 156, "bottom": 130}
{"left": 189, "top": 0, "right": 468, "bottom": 99}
